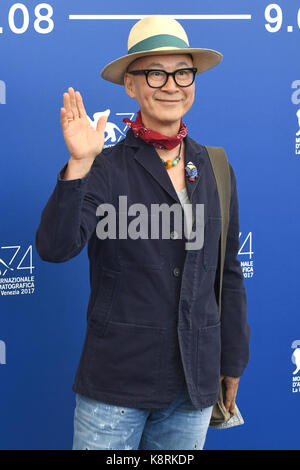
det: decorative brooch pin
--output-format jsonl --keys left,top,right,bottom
{"left": 185, "top": 161, "right": 198, "bottom": 182}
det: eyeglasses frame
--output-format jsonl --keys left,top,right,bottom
{"left": 126, "top": 67, "right": 198, "bottom": 88}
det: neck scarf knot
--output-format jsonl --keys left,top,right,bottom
{"left": 123, "top": 110, "right": 187, "bottom": 150}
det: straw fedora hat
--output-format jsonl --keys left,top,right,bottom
{"left": 100, "top": 15, "right": 223, "bottom": 85}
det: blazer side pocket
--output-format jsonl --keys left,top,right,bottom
{"left": 197, "top": 322, "right": 221, "bottom": 395}
{"left": 88, "top": 268, "right": 120, "bottom": 337}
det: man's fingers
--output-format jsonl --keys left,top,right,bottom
{"left": 63, "top": 93, "right": 73, "bottom": 119}
{"left": 63, "top": 88, "right": 82, "bottom": 121}
{"left": 60, "top": 107, "right": 69, "bottom": 131}
{"left": 63, "top": 92, "right": 76, "bottom": 124}
{"left": 96, "top": 115, "right": 108, "bottom": 135}
{"left": 225, "top": 389, "right": 233, "bottom": 411}
{"left": 224, "top": 385, "right": 237, "bottom": 412}
{"left": 222, "top": 376, "right": 240, "bottom": 412}
{"left": 229, "top": 402, "right": 236, "bottom": 413}
{"left": 62, "top": 89, "right": 87, "bottom": 131}
{"left": 225, "top": 392, "right": 236, "bottom": 412}
{"left": 68, "top": 87, "right": 79, "bottom": 119}
{"left": 75, "top": 91, "right": 87, "bottom": 118}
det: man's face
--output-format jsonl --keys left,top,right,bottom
{"left": 124, "top": 54, "right": 195, "bottom": 129}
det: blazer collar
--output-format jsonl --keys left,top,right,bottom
{"left": 124, "top": 129, "right": 206, "bottom": 204}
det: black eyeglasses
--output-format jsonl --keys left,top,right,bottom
{"left": 127, "top": 67, "right": 197, "bottom": 88}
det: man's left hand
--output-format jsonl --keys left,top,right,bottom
{"left": 220, "top": 375, "right": 240, "bottom": 413}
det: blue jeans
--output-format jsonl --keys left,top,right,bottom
{"left": 72, "top": 384, "right": 213, "bottom": 450}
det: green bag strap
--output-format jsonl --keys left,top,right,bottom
{"left": 205, "top": 146, "right": 231, "bottom": 320}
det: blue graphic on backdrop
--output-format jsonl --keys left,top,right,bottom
{"left": 0, "top": 246, "right": 35, "bottom": 296}
{"left": 0, "top": 80, "right": 6, "bottom": 104}
{"left": 0, "top": 340, "right": 6, "bottom": 365}
{"left": 291, "top": 341, "right": 300, "bottom": 375}
{"left": 296, "top": 109, "right": 300, "bottom": 136}
{"left": 87, "top": 109, "right": 135, "bottom": 147}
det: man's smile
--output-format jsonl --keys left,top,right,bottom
{"left": 155, "top": 98, "right": 182, "bottom": 103}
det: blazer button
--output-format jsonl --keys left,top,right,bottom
{"left": 173, "top": 267, "right": 181, "bottom": 277}
{"left": 170, "top": 231, "right": 179, "bottom": 240}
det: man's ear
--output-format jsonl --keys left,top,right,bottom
{"left": 124, "top": 72, "right": 136, "bottom": 98}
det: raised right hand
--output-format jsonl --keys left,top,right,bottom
{"left": 60, "top": 87, "right": 107, "bottom": 162}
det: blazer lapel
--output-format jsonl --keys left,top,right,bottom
{"left": 183, "top": 135, "right": 206, "bottom": 203}
{"left": 125, "top": 129, "right": 206, "bottom": 204}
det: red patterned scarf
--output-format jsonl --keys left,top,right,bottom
{"left": 123, "top": 110, "right": 187, "bottom": 150}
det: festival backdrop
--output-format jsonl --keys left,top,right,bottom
{"left": 0, "top": 0, "right": 300, "bottom": 450}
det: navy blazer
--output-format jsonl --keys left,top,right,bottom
{"left": 35, "top": 129, "right": 250, "bottom": 410}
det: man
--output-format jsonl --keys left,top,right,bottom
{"left": 35, "top": 15, "right": 250, "bottom": 450}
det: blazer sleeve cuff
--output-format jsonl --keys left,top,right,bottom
{"left": 220, "top": 365, "right": 246, "bottom": 378}
{"left": 57, "top": 162, "right": 91, "bottom": 187}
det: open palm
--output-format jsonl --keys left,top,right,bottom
{"left": 60, "top": 87, "right": 107, "bottom": 161}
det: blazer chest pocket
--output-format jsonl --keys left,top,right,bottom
{"left": 202, "top": 216, "right": 221, "bottom": 271}
{"left": 117, "top": 213, "right": 164, "bottom": 270}
{"left": 88, "top": 269, "right": 120, "bottom": 337}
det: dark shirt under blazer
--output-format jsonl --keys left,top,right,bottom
{"left": 35, "top": 129, "right": 250, "bottom": 409}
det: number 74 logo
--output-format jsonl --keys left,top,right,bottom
{"left": 238, "top": 232, "right": 254, "bottom": 259}
{"left": 0, "top": 245, "right": 34, "bottom": 276}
